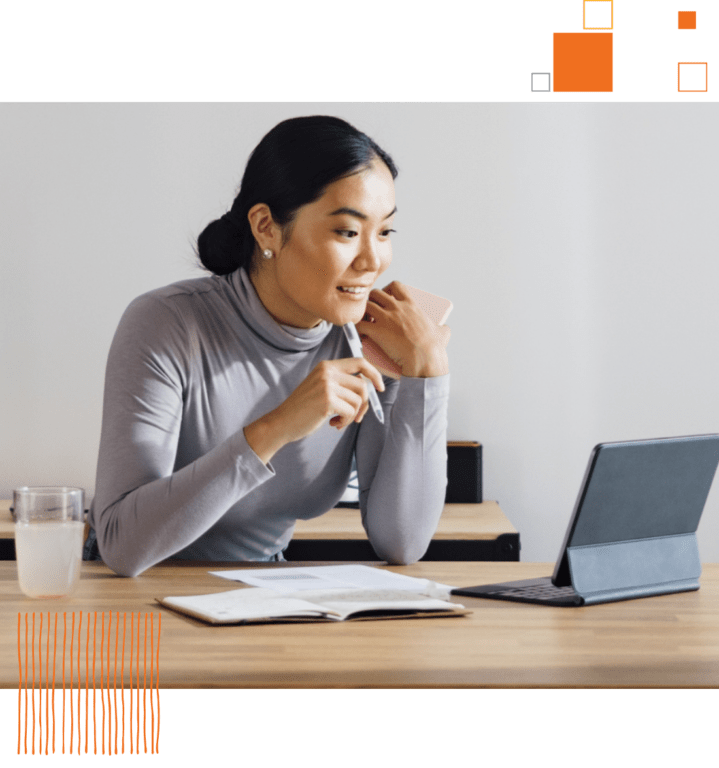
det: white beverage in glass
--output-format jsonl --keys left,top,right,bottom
{"left": 13, "top": 486, "right": 85, "bottom": 599}
{"left": 15, "top": 520, "right": 84, "bottom": 598}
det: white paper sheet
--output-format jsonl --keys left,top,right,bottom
{"left": 208, "top": 564, "right": 454, "bottom": 596}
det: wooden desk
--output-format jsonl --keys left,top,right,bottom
{"left": 287, "top": 502, "right": 519, "bottom": 561}
{"left": 0, "top": 501, "right": 520, "bottom": 562}
{"left": 2, "top": 560, "right": 719, "bottom": 688}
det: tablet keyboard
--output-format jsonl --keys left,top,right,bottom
{"left": 452, "top": 578, "right": 584, "bottom": 606}
{"left": 487, "top": 584, "right": 578, "bottom": 600}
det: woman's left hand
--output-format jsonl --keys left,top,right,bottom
{"left": 355, "top": 281, "right": 450, "bottom": 378}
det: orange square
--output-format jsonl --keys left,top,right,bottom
{"left": 678, "top": 11, "right": 696, "bottom": 29}
{"left": 553, "top": 33, "right": 613, "bottom": 92}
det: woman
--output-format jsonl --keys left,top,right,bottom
{"left": 88, "top": 115, "right": 450, "bottom": 577}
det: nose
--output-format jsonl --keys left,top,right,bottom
{"left": 353, "top": 236, "right": 384, "bottom": 273}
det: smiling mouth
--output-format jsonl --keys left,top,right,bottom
{"left": 337, "top": 286, "right": 369, "bottom": 296}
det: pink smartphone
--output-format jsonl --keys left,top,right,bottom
{"left": 361, "top": 285, "right": 453, "bottom": 379}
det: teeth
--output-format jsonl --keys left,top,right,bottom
{"left": 338, "top": 286, "right": 366, "bottom": 294}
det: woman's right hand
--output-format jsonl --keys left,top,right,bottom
{"left": 243, "top": 357, "right": 385, "bottom": 464}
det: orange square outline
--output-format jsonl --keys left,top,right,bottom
{"left": 678, "top": 62, "right": 708, "bottom": 93}
{"left": 583, "top": 0, "right": 613, "bottom": 30}
{"left": 677, "top": 8, "right": 699, "bottom": 32}
{"left": 678, "top": 11, "right": 696, "bottom": 30}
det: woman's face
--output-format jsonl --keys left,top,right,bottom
{"left": 259, "top": 157, "right": 396, "bottom": 328}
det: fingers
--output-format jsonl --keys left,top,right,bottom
{"left": 333, "top": 356, "right": 385, "bottom": 394}
{"left": 354, "top": 318, "right": 391, "bottom": 354}
{"left": 366, "top": 281, "right": 411, "bottom": 314}
{"left": 366, "top": 288, "right": 395, "bottom": 311}
{"left": 314, "top": 360, "right": 379, "bottom": 429}
{"left": 327, "top": 375, "right": 367, "bottom": 429}
{"left": 354, "top": 319, "right": 375, "bottom": 338}
{"left": 334, "top": 370, "right": 374, "bottom": 427}
{"left": 355, "top": 399, "right": 370, "bottom": 423}
{"left": 381, "top": 280, "right": 410, "bottom": 300}
{"left": 277, "top": 356, "right": 386, "bottom": 444}
{"left": 437, "top": 324, "right": 451, "bottom": 347}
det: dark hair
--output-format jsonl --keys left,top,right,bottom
{"left": 197, "top": 116, "right": 398, "bottom": 276}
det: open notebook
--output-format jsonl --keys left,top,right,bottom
{"left": 158, "top": 587, "right": 469, "bottom": 624}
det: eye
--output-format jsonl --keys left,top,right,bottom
{"left": 380, "top": 228, "right": 396, "bottom": 238}
{"left": 335, "top": 229, "right": 358, "bottom": 238}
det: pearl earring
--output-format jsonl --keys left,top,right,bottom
{"left": 262, "top": 249, "right": 273, "bottom": 260}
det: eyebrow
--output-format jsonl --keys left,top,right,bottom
{"left": 328, "top": 206, "right": 397, "bottom": 221}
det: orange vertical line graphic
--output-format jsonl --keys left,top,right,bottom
{"left": 44, "top": 611, "right": 50, "bottom": 757}
{"left": 42, "top": 613, "right": 46, "bottom": 752}
{"left": 76, "top": 611, "right": 82, "bottom": 755}
{"left": 46, "top": 611, "right": 50, "bottom": 754}
{"left": 63, "top": 614, "right": 67, "bottom": 754}
{"left": 122, "top": 613, "right": 126, "bottom": 754}
{"left": 42, "top": 613, "right": 46, "bottom": 755}
{"left": 156, "top": 613, "right": 161, "bottom": 754}
{"left": 68, "top": 611, "right": 74, "bottom": 754}
{"left": 37, "top": 611, "right": 42, "bottom": 755}
{"left": 112, "top": 611, "right": 122, "bottom": 755}
{"left": 107, "top": 611, "right": 113, "bottom": 753}
{"left": 40, "top": 612, "right": 45, "bottom": 752}
{"left": 129, "top": 612, "right": 134, "bottom": 754}
{"left": 85, "top": 614, "right": 89, "bottom": 754}
{"left": 44, "top": 612, "right": 48, "bottom": 754}
{"left": 136, "top": 611, "right": 140, "bottom": 755}
{"left": 150, "top": 613, "right": 154, "bottom": 754}
{"left": 53, "top": 612, "right": 57, "bottom": 753}
{"left": 77, "top": 613, "right": 81, "bottom": 757}
{"left": 107, "top": 611, "right": 115, "bottom": 755}
{"left": 37, "top": 611, "right": 47, "bottom": 755}
{"left": 11, "top": 613, "right": 158, "bottom": 758}
{"left": 17, "top": 614, "right": 21, "bottom": 755}
{"left": 107, "top": 612, "right": 118, "bottom": 755}
{"left": 93, "top": 612, "right": 97, "bottom": 754}
{"left": 143, "top": 612, "right": 148, "bottom": 754}
{"left": 40, "top": 614, "right": 44, "bottom": 754}
{"left": 100, "top": 612, "right": 105, "bottom": 754}
{"left": 108, "top": 613, "right": 113, "bottom": 753}
{"left": 32, "top": 613, "right": 36, "bottom": 755}
{"left": 24, "top": 614, "right": 28, "bottom": 754}
{"left": 43, "top": 612, "right": 48, "bottom": 754}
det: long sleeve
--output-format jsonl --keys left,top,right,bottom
{"left": 355, "top": 374, "right": 450, "bottom": 564}
{"left": 90, "top": 294, "right": 274, "bottom": 577}
{"left": 90, "top": 269, "right": 450, "bottom": 576}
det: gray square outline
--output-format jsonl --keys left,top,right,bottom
{"left": 529, "top": 72, "right": 552, "bottom": 93}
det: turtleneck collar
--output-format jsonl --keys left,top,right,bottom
{"left": 228, "top": 267, "right": 334, "bottom": 353}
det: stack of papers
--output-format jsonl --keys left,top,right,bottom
{"left": 209, "top": 564, "right": 455, "bottom": 595}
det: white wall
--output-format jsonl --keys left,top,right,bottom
{"left": 2, "top": 103, "right": 718, "bottom": 561}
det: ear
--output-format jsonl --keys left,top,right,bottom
{"left": 247, "top": 203, "right": 283, "bottom": 253}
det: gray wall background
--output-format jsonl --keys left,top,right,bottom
{"left": 2, "top": 103, "right": 718, "bottom": 562}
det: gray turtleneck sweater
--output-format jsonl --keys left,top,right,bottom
{"left": 88, "top": 268, "right": 450, "bottom": 577}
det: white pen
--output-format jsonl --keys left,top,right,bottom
{"left": 342, "top": 323, "right": 385, "bottom": 424}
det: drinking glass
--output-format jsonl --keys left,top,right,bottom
{"left": 13, "top": 486, "right": 85, "bottom": 598}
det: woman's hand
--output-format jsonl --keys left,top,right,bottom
{"left": 355, "top": 281, "right": 450, "bottom": 379}
{"left": 244, "top": 358, "right": 385, "bottom": 464}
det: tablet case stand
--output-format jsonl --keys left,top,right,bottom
{"left": 559, "top": 532, "right": 701, "bottom": 605}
